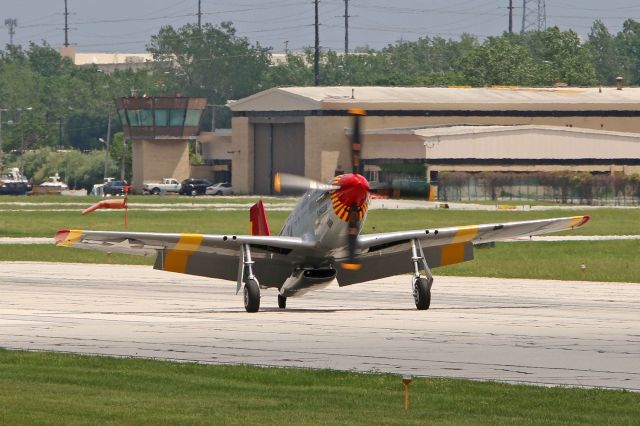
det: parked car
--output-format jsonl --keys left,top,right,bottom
{"left": 205, "top": 182, "right": 233, "bottom": 196}
{"left": 179, "top": 179, "right": 212, "bottom": 195}
{"left": 143, "top": 178, "right": 181, "bottom": 195}
{"left": 102, "top": 180, "right": 129, "bottom": 195}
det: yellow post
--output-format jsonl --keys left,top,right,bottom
{"left": 402, "top": 375, "right": 412, "bottom": 411}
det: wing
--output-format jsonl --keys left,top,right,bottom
{"left": 337, "top": 215, "right": 590, "bottom": 286}
{"left": 54, "top": 229, "right": 315, "bottom": 287}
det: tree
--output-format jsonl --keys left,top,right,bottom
{"left": 586, "top": 20, "right": 621, "bottom": 85}
{"left": 147, "top": 22, "right": 272, "bottom": 104}
{"left": 615, "top": 19, "right": 640, "bottom": 85}
{"left": 456, "top": 36, "right": 537, "bottom": 86}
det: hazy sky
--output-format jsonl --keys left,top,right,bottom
{"left": 2, "top": 0, "right": 640, "bottom": 53}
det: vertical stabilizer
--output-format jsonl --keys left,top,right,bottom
{"left": 250, "top": 200, "right": 271, "bottom": 236}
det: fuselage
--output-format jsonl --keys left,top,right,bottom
{"left": 279, "top": 173, "right": 370, "bottom": 260}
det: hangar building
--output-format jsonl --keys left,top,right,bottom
{"left": 227, "top": 86, "right": 640, "bottom": 195}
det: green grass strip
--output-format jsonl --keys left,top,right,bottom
{"left": 2, "top": 240, "right": 638, "bottom": 283}
{"left": 0, "top": 349, "right": 637, "bottom": 425}
{"left": 1, "top": 208, "right": 639, "bottom": 238}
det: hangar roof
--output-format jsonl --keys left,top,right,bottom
{"left": 229, "top": 86, "right": 640, "bottom": 112}
{"left": 361, "top": 124, "right": 640, "bottom": 161}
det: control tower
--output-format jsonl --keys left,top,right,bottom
{"left": 116, "top": 96, "right": 206, "bottom": 193}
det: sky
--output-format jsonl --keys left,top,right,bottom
{"left": 2, "top": 0, "right": 640, "bottom": 53}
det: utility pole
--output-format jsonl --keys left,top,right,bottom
{"left": 4, "top": 19, "right": 17, "bottom": 45}
{"left": 344, "top": 0, "right": 349, "bottom": 54}
{"left": 508, "top": 0, "right": 513, "bottom": 33}
{"left": 103, "top": 111, "right": 112, "bottom": 179}
{"left": 64, "top": 0, "right": 70, "bottom": 47}
{"left": 197, "top": 0, "right": 202, "bottom": 28}
{"left": 0, "top": 108, "right": 7, "bottom": 166}
{"left": 314, "top": 0, "right": 320, "bottom": 86}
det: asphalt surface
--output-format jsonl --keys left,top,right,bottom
{"left": 0, "top": 262, "right": 638, "bottom": 391}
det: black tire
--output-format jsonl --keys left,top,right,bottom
{"left": 243, "top": 278, "right": 260, "bottom": 312}
{"left": 191, "top": 189, "right": 197, "bottom": 196}
{"left": 413, "top": 277, "right": 431, "bottom": 310}
{"left": 216, "top": 191, "right": 223, "bottom": 196}
{"left": 151, "top": 187, "right": 161, "bottom": 195}
{"left": 278, "top": 294, "right": 287, "bottom": 309}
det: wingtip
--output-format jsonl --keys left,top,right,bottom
{"left": 54, "top": 229, "right": 70, "bottom": 245}
{"left": 575, "top": 215, "right": 590, "bottom": 228}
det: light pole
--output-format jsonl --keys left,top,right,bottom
{"left": 0, "top": 108, "right": 7, "bottom": 167}
{"left": 16, "top": 107, "right": 33, "bottom": 173}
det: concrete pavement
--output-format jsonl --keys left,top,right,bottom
{"left": 0, "top": 262, "right": 638, "bottom": 391}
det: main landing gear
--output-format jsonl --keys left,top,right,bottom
{"left": 410, "top": 239, "right": 433, "bottom": 310}
{"left": 239, "top": 244, "right": 260, "bottom": 312}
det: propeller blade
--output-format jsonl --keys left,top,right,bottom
{"left": 274, "top": 173, "right": 340, "bottom": 193}
{"left": 348, "top": 108, "right": 366, "bottom": 175}
{"left": 341, "top": 202, "right": 362, "bottom": 271}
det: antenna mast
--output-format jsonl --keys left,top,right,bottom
{"left": 4, "top": 19, "right": 17, "bottom": 45}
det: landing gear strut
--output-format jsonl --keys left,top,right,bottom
{"left": 410, "top": 239, "right": 433, "bottom": 310}
{"left": 238, "top": 244, "right": 260, "bottom": 312}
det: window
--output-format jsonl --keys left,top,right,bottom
{"left": 185, "top": 109, "right": 203, "bottom": 127}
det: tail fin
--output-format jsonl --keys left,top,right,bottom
{"left": 250, "top": 200, "right": 271, "bottom": 236}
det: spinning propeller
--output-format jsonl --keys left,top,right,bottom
{"left": 275, "top": 108, "right": 369, "bottom": 270}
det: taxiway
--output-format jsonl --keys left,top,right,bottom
{"left": 0, "top": 262, "right": 638, "bottom": 390}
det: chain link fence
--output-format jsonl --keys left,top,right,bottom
{"left": 436, "top": 172, "right": 640, "bottom": 206}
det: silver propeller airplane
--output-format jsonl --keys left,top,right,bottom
{"left": 55, "top": 111, "right": 590, "bottom": 312}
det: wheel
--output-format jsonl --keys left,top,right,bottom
{"left": 413, "top": 277, "right": 431, "bottom": 310}
{"left": 216, "top": 191, "right": 223, "bottom": 196}
{"left": 243, "top": 278, "right": 260, "bottom": 312}
{"left": 151, "top": 187, "right": 161, "bottom": 195}
{"left": 191, "top": 189, "right": 197, "bottom": 196}
{"left": 278, "top": 294, "right": 287, "bottom": 309}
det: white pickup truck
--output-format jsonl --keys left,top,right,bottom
{"left": 143, "top": 178, "right": 181, "bottom": 195}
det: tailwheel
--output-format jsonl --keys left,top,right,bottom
{"left": 243, "top": 278, "right": 260, "bottom": 312}
{"left": 278, "top": 294, "right": 287, "bottom": 309}
{"left": 413, "top": 277, "right": 431, "bottom": 310}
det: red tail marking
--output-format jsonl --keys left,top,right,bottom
{"left": 250, "top": 200, "right": 271, "bottom": 236}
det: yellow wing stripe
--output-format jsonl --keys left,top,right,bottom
{"left": 451, "top": 226, "right": 479, "bottom": 244}
{"left": 439, "top": 227, "right": 478, "bottom": 266}
{"left": 569, "top": 216, "right": 585, "bottom": 228}
{"left": 58, "top": 230, "right": 83, "bottom": 247}
{"left": 163, "top": 233, "right": 204, "bottom": 273}
{"left": 441, "top": 243, "right": 466, "bottom": 266}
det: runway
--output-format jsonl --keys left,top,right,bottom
{"left": 0, "top": 262, "right": 638, "bottom": 391}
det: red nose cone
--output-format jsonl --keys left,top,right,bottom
{"left": 335, "top": 173, "right": 370, "bottom": 208}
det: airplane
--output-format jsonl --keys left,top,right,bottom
{"left": 55, "top": 110, "right": 590, "bottom": 313}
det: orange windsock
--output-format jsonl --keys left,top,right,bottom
{"left": 82, "top": 198, "right": 127, "bottom": 215}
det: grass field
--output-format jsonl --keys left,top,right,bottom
{"left": 2, "top": 206, "right": 640, "bottom": 237}
{"left": 1, "top": 202, "right": 638, "bottom": 283}
{"left": 0, "top": 350, "right": 637, "bottom": 425}
{"left": 2, "top": 239, "right": 636, "bottom": 282}
{"left": 0, "top": 194, "right": 296, "bottom": 205}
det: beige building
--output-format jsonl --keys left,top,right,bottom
{"left": 60, "top": 47, "right": 154, "bottom": 73}
{"left": 228, "top": 86, "right": 640, "bottom": 194}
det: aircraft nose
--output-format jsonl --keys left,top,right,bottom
{"left": 337, "top": 174, "right": 370, "bottom": 207}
